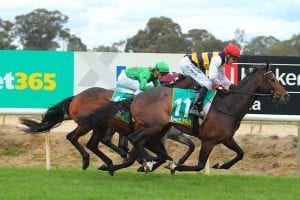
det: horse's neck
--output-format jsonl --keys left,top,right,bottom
{"left": 216, "top": 76, "right": 259, "bottom": 120}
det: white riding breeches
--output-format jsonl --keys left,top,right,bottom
{"left": 117, "top": 70, "right": 153, "bottom": 95}
{"left": 180, "top": 56, "right": 212, "bottom": 90}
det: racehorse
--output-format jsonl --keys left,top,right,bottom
{"left": 79, "top": 63, "right": 289, "bottom": 173}
{"left": 20, "top": 74, "right": 197, "bottom": 173}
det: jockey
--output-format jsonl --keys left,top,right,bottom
{"left": 180, "top": 43, "right": 241, "bottom": 118}
{"left": 117, "top": 61, "right": 170, "bottom": 95}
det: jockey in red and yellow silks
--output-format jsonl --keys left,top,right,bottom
{"left": 180, "top": 43, "right": 241, "bottom": 118}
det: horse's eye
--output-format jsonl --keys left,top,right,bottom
{"left": 270, "top": 78, "right": 276, "bottom": 82}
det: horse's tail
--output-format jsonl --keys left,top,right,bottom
{"left": 20, "top": 96, "right": 74, "bottom": 133}
{"left": 78, "top": 98, "right": 133, "bottom": 128}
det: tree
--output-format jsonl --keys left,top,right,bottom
{"left": 125, "top": 16, "right": 187, "bottom": 53}
{"left": 92, "top": 45, "right": 119, "bottom": 52}
{"left": 67, "top": 34, "right": 87, "bottom": 51}
{"left": 92, "top": 40, "right": 125, "bottom": 52}
{"left": 243, "top": 36, "right": 279, "bottom": 55}
{"left": 14, "top": 8, "right": 69, "bottom": 50}
{"left": 184, "top": 29, "right": 224, "bottom": 52}
{"left": 0, "top": 18, "right": 16, "bottom": 49}
{"left": 266, "top": 34, "right": 300, "bottom": 56}
{"left": 234, "top": 29, "right": 246, "bottom": 49}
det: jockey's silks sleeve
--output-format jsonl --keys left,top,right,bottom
{"left": 138, "top": 70, "right": 152, "bottom": 91}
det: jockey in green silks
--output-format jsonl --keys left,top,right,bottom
{"left": 117, "top": 61, "right": 170, "bottom": 95}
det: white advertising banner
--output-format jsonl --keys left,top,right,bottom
{"left": 74, "top": 52, "right": 184, "bottom": 94}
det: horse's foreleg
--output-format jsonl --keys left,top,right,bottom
{"left": 175, "top": 141, "right": 214, "bottom": 172}
{"left": 167, "top": 128, "right": 195, "bottom": 165}
{"left": 213, "top": 137, "right": 244, "bottom": 169}
{"left": 86, "top": 130, "right": 113, "bottom": 169}
{"left": 102, "top": 146, "right": 139, "bottom": 172}
{"left": 66, "top": 127, "right": 90, "bottom": 170}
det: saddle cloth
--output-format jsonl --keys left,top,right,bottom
{"left": 170, "top": 88, "right": 217, "bottom": 126}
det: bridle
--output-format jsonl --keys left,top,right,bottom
{"left": 224, "top": 71, "right": 278, "bottom": 98}
{"left": 211, "top": 70, "right": 281, "bottom": 120}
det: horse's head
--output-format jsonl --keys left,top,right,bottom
{"left": 256, "top": 63, "right": 289, "bottom": 104}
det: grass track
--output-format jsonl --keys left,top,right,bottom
{"left": 0, "top": 167, "right": 299, "bottom": 200}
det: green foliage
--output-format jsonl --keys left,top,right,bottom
{"left": 1, "top": 8, "right": 300, "bottom": 54}
{"left": 0, "top": 168, "right": 299, "bottom": 199}
{"left": 266, "top": 34, "right": 300, "bottom": 56}
{"left": 67, "top": 34, "right": 87, "bottom": 51}
{"left": 93, "top": 45, "right": 119, "bottom": 52}
{"left": 184, "top": 29, "right": 224, "bottom": 52}
{"left": 14, "top": 8, "right": 69, "bottom": 50}
{"left": 243, "top": 36, "right": 280, "bottom": 55}
{"left": 125, "top": 16, "right": 186, "bottom": 53}
{"left": 0, "top": 18, "right": 17, "bottom": 49}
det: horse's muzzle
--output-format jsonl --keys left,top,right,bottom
{"left": 273, "top": 92, "right": 290, "bottom": 104}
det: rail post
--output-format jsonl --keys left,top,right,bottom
{"left": 44, "top": 133, "right": 51, "bottom": 170}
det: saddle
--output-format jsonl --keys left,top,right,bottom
{"left": 159, "top": 72, "right": 183, "bottom": 84}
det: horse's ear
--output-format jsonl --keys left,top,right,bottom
{"left": 266, "top": 62, "right": 271, "bottom": 71}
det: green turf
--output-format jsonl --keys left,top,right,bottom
{"left": 0, "top": 167, "right": 299, "bottom": 200}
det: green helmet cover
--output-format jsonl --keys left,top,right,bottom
{"left": 154, "top": 61, "right": 169, "bottom": 73}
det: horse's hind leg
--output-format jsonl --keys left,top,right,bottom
{"left": 102, "top": 146, "right": 139, "bottom": 173}
{"left": 66, "top": 126, "right": 90, "bottom": 170}
{"left": 99, "top": 128, "right": 128, "bottom": 158}
{"left": 127, "top": 129, "right": 155, "bottom": 162}
{"left": 118, "top": 133, "right": 129, "bottom": 155}
{"left": 212, "top": 137, "right": 244, "bottom": 169}
{"left": 167, "top": 127, "right": 195, "bottom": 164}
{"left": 86, "top": 129, "right": 113, "bottom": 170}
{"left": 147, "top": 139, "right": 173, "bottom": 172}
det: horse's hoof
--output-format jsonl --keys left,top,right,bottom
{"left": 212, "top": 163, "right": 220, "bottom": 169}
{"left": 170, "top": 168, "right": 176, "bottom": 175}
{"left": 98, "top": 164, "right": 109, "bottom": 171}
{"left": 82, "top": 160, "right": 89, "bottom": 170}
{"left": 108, "top": 170, "right": 114, "bottom": 176}
{"left": 164, "top": 161, "right": 176, "bottom": 170}
{"left": 144, "top": 161, "right": 154, "bottom": 173}
{"left": 164, "top": 162, "right": 171, "bottom": 170}
{"left": 137, "top": 166, "right": 145, "bottom": 172}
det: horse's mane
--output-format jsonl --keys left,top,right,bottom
{"left": 231, "top": 64, "right": 267, "bottom": 91}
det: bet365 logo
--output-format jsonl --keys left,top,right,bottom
{"left": 0, "top": 72, "right": 56, "bottom": 91}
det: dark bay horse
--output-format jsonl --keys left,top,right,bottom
{"left": 20, "top": 74, "right": 197, "bottom": 173}
{"left": 80, "top": 63, "right": 289, "bottom": 173}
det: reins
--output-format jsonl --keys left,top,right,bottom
{"left": 223, "top": 90, "right": 273, "bottom": 97}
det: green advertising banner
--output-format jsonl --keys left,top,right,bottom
{"left": 0, "top": 50, "right": 74, "bottom": 109}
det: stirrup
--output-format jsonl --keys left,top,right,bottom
{"left": 189, "top": 107, "right": 200, "bottom": 116}
{"left": 189, "top": 107, "right": 205, "bottom": 119}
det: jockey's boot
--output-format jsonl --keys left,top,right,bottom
{"left": 189, "top": 87, "right": 208, "bottom": 118}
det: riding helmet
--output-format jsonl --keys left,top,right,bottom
{"left": 223, "top": 43, "right": 241, "bottom": 57}
{"left": 154, "top": 61, "right": 170, "bottom": 73}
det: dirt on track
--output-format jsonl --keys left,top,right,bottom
{"left": 0, "top": 115, "right": 298, "bottom": 176}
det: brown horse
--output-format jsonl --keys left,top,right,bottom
{"left": 20, "top": 87, "right": 127, "bottom": 172}
{"left": 80, "top": 63, "right": 290, "bottom": 173}
{"left": 20, "top": 74, "right": 197, "bottom": 173}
